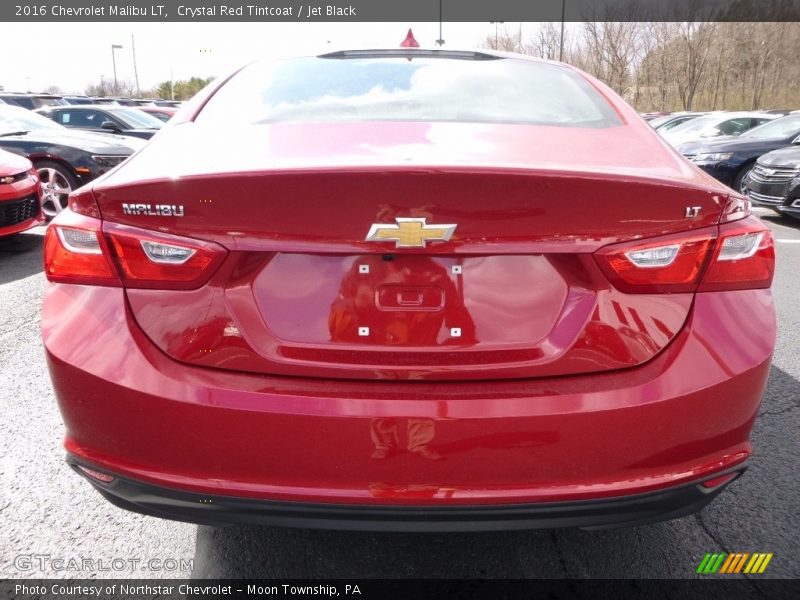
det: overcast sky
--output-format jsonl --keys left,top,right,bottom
{"left": 0, "top": 22, "right": 517, "bottom": 94}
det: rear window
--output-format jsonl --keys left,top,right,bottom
{"left": 197, "top": 55, "right": 621, "bottom": 128}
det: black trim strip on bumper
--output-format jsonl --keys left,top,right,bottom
{"left": 66, "top": 455, "right": 746, "bottom": 532}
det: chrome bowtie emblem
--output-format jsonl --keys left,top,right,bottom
{"left": 365, "top": 217, "right": 457, "bottom": 248}
{"left": 0, "top": 176, "right": 13, "bottom": 184}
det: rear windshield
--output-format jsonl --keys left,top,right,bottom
{"left": 197, "top": 55, "right": 621, "bottom": 128}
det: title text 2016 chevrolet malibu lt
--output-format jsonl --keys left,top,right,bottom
{"left": 42, "top": 50, "right": 776, "bottom": 531}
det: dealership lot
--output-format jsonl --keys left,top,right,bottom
{"left": 1, "top": 210, "right": 798, "bottom": 580}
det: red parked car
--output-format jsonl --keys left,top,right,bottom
{"left": 137, "top": 105, "right": 177, "bottom": 122}
{"left": 0, "top": 149, "right": 43, "bottom": 237}
{"left": 42, "top": 49, "right": 776, "bottom": 531}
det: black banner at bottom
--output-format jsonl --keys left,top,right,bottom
{"left": 3, "top": 579, "right": 800, "bottom": 600}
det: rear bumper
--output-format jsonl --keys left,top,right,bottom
{"left": 43, "top": 284, "right": 775, "bottom": 526}
{"left": 68, "top": 455, "right": 746, "bottom": 531}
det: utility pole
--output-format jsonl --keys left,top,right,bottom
{"left": 436, "top": 0, "right": 444, "bottom": 46}
{"left": 111, "top": 44, "right": 123, "bottom": 95}
{"left": 131, "top": 34, "right": 140, "bottom": 97}
{"left": 559, "top": 0, "right": 566, "bottom": 62}
{"left": 490, "top": 21, "right": 504, "bottom": 48}
{"left": 170, "top": 67, "right": 174, "bottom": 101}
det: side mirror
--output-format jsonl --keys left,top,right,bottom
{"left": 100, "top": 120, "right": 119, "bottom": 131}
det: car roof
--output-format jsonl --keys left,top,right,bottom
{"left": 310, "top": 47, "right": 564, "bottom": 68}
{"left": 0, "top": 92, "right": 63, "bottom": 99}
{"left": 40, "top": 104, "right": 128, "bottom": 111}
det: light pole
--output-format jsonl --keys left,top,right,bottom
{"left": 490, "top": 21, "right": 504, "bottom": 49}
{"left": 559, "top": 0, "right": 566, "bottom": 62}
{"left": 131, "top": 35, "right": 140, "bottom": 97}
{"left": 111, "top": 44, "right": 123, "bottom": 95}
{"left": 436, "top": 0, "right": 444, "bottom": 46}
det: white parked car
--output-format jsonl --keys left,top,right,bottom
{"left": 661, "top": 112, "right": 780, "bottom": 147}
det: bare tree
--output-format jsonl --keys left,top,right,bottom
{"left": 477, "top": 21, "right": 800, "bottom": 112}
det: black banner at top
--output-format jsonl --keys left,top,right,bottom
{"left": 3, "top": 0, "right": 800, "bottom": 22}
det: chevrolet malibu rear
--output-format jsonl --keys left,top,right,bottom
{"left": 42, "top": 50, "right": 776, "bottom": 531}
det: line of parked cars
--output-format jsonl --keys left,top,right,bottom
{"left": 644, "top": 109, "right": 800, "bottom": 220}
{"left": 0, "top": 92, "right": 182, "bottom": 235}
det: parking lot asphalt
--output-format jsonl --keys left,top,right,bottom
{"left": 1, "top": 208, "right": 798, "bottom": 582}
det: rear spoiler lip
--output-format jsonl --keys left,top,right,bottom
{"left": 92, "top": 163, "right": 728, "bottom": 197}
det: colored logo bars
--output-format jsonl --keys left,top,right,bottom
{"left": 696, "top": 553, "right": 773, "bottom": 574}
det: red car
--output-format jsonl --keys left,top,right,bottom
{"left": 0, "top": 149, "right": 43, "bottom": 237}
{"left": 137, "top": 106, "right": 177, "bottom": 122}
{"left": 42, "top": 49, "right": 776, "bottom": 531}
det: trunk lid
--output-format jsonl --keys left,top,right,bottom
{"left": 93, "top": 121, "right": 727, "bottom": 381}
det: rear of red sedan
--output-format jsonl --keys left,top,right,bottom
{"left": 0, "top": 150, "right": 43, "bottom": 237}
{"left": 42, "top": 50, "right": 776, "bottom": 530}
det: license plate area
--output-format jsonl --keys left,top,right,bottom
{"left": 252, "top": 253, "right": 568, "bottom": 347}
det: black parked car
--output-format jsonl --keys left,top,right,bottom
{"left": 746, "top": 145, "right": 800, "bottom": 220}
{"left": 0, "top": 93, "right": 68, "bottom": 110}
{"left": 62, "top": 96, "right": 98, "bottom": 105}
{"left": 0, "top": 105, "right": 143, "bottom": 217}
{"left": 36, "top": 105, "right": 163, "bottom": 140}
{"left": 676, "top": 114, "right": 800, "bottom": 193}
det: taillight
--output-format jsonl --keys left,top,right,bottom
{"left": 68, "top": 187, "right": 101, "bottom": 218}
{"left": 104, "top": 222, "right": 226, "bottom": 289}
{"left": 44, "top": 211, "right": 120, "bottom": 286}
{"left": 719, "top": 192, "right": 751, "bottom": 223}
{"left": 595, "top": 216, "right": 774, "bottom": 294}
{"left": 697, "top": 217, "right": 774, "bottom": 292}
{"left": 44, "top": 208, "right": 226, "bottom": 289}
{"left": 595, "top": 230, "right": 716, "bottom": 293}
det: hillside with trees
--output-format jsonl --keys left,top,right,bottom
{"left": 484, "top": 22, "right": 800, "bottom": 111}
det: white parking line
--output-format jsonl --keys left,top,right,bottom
{"left": 776, "top": 239, "right": 800, "bottom": 244}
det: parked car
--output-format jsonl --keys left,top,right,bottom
{"left": 113, "top": 98, "right": 157, "bottom": 107}
{"left": 661, "top": 112, "right": 779, "bottom": 147}
{"left": 677, "top": 114, "right": 800, "bottom": 193}
{"left": 88, "top": 98, "right": 121, "bottom": 106}
{"left": 42, "top": 48, "right": 775, "bottom": 531}
{"left": 640, "top": 111, "right": 671, "bottom": 121}
{"left": 0, "top": 149, "right": 43, "bottom": 237}
{"left": 0, "top": 93, "right": 68, "bottom": 110}
{"left": 36, "top": 105, "right": 163, "bottom": 140}
{"left": 138, "top": 106, "right": 177, "bottom": 122}
{"left": 745, "top": 145, "right": 800, "bottom": 219}
{"left": 0, "top": 105, "right": 143, "bottom": 217}
{"left": 63, "top": 96, "right": 120, "bottom": 106}
{"left": 648, "top": 112, "right": 707, "bottom": 133}
{"left": 62, "top": 96, "right": 97, "bottom": 105}
{"left": 153, "top": 100, "right": 182, "bottom": 108}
